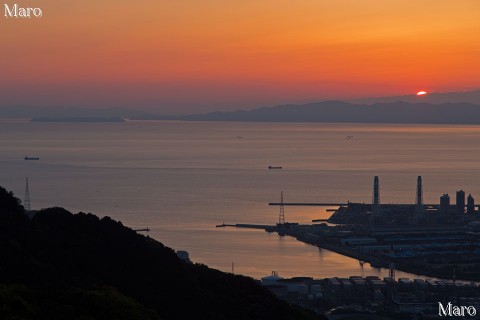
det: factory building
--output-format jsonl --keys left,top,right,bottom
{"left": 440, "top": 194, "right": 450, "bottom": 217}
{"left": 467, "top": 194, "right": 475, "bottom": 215}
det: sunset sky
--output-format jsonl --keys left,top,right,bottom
{"left": 2, "top": 0, "right": 480, "bottom": 114}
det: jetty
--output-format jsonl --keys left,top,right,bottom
{"left": 269, "top": 202, "right": 346, "bottom": 206}
{"left": 216, "top": 223, "right": 276, "bottom": 231}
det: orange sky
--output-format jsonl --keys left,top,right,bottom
{"left": 1, "top": 0, "right": 480, "bottom": 113}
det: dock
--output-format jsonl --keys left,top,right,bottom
{"left": 269, "top": 202, "right": 346, "bottom": 206}
{"left": 216, "top": 223, "right": 275, "bottom": 230}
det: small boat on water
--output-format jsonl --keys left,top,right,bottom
{"left": 268, "top": 166, "right": 282, "bottom": 170}
{"left": 24, "top": 156, "right": 40, "bottom": 160}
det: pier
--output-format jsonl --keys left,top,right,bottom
{"left": 269, "top": 202, "right": 347, "bottom": 206}
{"left": 216, "top": 223, "right": 276, "bottom": 231}
{"left": 269, "top": 202, "right": 480, "bottom": 208}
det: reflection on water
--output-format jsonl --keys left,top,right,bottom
{"left": 1, "top": 120, "right": 479, "bottom": 279}
{"left": 166, "top": 226, "right": 425, "bottom": 280}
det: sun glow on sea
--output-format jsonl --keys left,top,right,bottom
{"left": 416, "top": 91, "right": 427, "bottom": 96}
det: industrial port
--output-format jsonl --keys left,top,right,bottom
{"left": 219, "top": 176, "right": 480, "bottom": 318}
{"left": 220, "top": 176, "right": 480, "bottom": 280}
{"left": 269, "top": 176, "right": 480, "bottom": 280}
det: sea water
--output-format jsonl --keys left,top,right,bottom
{"left": 1, "top": 120, "right": 479, "bottom": 279}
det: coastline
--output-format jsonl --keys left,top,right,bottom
{"left": 282, "top": 226, "right": 480, "bottom": 282}
{"left": 218, "top": 220, "right": 478, "bottom": 282}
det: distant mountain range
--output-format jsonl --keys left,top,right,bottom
{"left": 151, "top": 101, "right": 480, "bottom": 124}
{"left": 2, "top": 89, "right": 480, "bottom": 124}
{"left": 350, "top": 89, "right": 480, "bottom": 105}
{"left": 0, "top": 106, "right": 154, "bottom": 119}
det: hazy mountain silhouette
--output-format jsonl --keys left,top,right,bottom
{"left": 154, "top": 101, "right": 480, "bottom": 124}
{"left": 2, "top": 89, "right": 480, "bottom": 124}
{"left": 351, "top": 89, "right": 480, "bottom": 105}
{"left": 0, "top": 106, "right": 155, "bottom": 119}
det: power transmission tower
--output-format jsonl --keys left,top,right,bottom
{"left": 24, "top": 177, "right": 31, "bottom": 211}
{"left": 279, "top": 190, "right": 285, "bottom": 225}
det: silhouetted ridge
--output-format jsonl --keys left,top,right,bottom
{"left": 0, "top": 187, "right": 28, "bottom": 240}
{"left": 0, "top": 187, "right": 318, "bottom": 320}
{"left": 154, "top": 101, "right": 480, "bottom": 124}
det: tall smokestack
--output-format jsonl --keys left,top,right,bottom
{"left": 370, "top": 176, "right": 380, "bottom": 229}
{"left": 456, "top": 190, "right": 465, "bottom": 215}
{"left": 416, "top": 176, "right": 423, "bottom": 207}
{"left": 373, "top": 176, "right": 380, "bottom": 208}
{"left": 414, "top": 176, "right": 424, "bottom": 223}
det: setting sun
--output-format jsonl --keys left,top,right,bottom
{"left": 416, "top": 91, "right": 428, "bottom": 96}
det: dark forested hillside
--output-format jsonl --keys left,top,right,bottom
{"left": 0, "top": 186, "right": 318, "bottom": 320}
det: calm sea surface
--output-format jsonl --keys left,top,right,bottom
{"left": 1, "top": 120, "right": 480, "bottom": 279}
